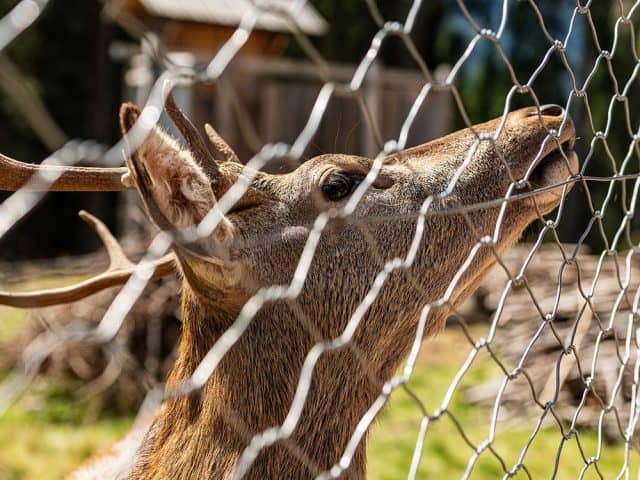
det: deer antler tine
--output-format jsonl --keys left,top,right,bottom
{"left": 164, "top": 92, "right": 219, "bottom": 178}
{"left": 78, "top": 210, "right": 132, "bottom": 270}
{"left": 204, "top": 123, "right": 241, "bottom": 164}
{"left": 0, "top": 212, "right": 176, "bottom": 308}
{"left": 0, "top": 255, "right": 175, "bottom": 308}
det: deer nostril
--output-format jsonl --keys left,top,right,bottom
{"left": 530, "top": 104, "right": 564, "bottom": 117}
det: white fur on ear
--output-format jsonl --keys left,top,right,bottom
{"left": 137, "top": 126, "right": 232, "bottom": 245}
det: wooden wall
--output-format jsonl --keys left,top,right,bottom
{"left": 180, "top": 57, "right": 452, "bottom": 170}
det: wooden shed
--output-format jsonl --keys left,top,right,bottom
{"left": 112, "top": 0, "right": 328, "bottom": 56}
{"left": 109, "top": 0, "right": 452, "bottom": 170}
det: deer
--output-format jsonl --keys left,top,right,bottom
{"left": 0, "top": 96, "right": 578, "bottom": 479}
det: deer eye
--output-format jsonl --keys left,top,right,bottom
{"left": 322, "top": 171, "right": 362, "bottom": 202}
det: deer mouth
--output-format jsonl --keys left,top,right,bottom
{"left": 525, "top": 137, "right": 578, "bottom": 211}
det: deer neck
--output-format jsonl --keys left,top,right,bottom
{"left": 130, "top": 283, "right": 380, "bottom": 480}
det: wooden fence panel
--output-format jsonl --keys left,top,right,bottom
{"left": 187, "top": 57, "right": 452, "bottom": 168}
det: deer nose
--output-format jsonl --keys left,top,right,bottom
{"left": 528, "top": 104, "right": 564, "bottom": 117}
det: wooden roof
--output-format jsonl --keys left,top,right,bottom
{"left": 136, "top": 0, "right": 328, "bottom": 35}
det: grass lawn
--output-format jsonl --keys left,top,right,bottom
{"left": 0, "top": 306, "right": 135, "bottom": 480}
{"left": 0, "top": 395, "right": 132, "bottom": 480}
{"left": 367, "top": 327, "right": 638, "bottom": 479}
{"left": 0, "top": 307, "right": 637, "bottom": 479}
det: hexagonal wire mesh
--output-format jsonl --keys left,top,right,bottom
{"left": 1, "top": 0, "right": 640, "bottom": 478}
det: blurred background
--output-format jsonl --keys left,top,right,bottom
{"left": 1, "top": 1, "right": 640, "bottom": 479}
{"left": 1, "top": 0, "right": 635, "bottom": 260}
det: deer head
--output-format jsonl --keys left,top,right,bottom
{"left": 0, "top": 98, "right": 577, "bottom": 479}
{"left": 117, "top": 100, "right": 576, "bottom": 340}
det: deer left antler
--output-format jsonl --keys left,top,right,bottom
{"left": 0, "top": 211, "right": 175, "bottom": 308}
{"left": 0, "top": 152, "right": 130, "bottom": 192}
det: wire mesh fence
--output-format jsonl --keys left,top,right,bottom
{"left": 1, "top": 0, "right": 640, "bottom": 478}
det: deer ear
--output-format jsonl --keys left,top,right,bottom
{"left": 118, "top": 103, "right": 234, "bottom": 248}
{"left": 119, "top": 102, "right": 141, "bottom": 135}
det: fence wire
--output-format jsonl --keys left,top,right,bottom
{"left": 1, "top": 0, "right": 640, "bottom": 479}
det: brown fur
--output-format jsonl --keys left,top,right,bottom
{"left": 71, "top": 105, "right": 578, "bottom": 479}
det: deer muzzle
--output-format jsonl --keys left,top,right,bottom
{"left": 405, "top": 105, "right": 578, "bottom": 214}
{"left": 522, "top": 105, "right": 578, "bottom": 211}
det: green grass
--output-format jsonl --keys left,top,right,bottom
{"left": 0, "top": 309, "right": 637, "bottom": 479}
{"left": 0, "top": 307, "right": 134, "bottom": 480}
{"left": 0, "top": 378, "right": 134, "bottom": 480}
{"left": 367, "top": 327, "right": 638, "bottom": 479}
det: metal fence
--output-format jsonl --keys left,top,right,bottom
{"left": 1, "top": 0, "right": 640, "bottom": 479}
